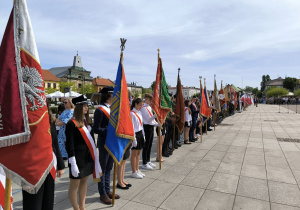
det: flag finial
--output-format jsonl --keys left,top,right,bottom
{"left": 157, "top": 48, "right": 160, "bottom": 60}
{"left": 178, "top": 68, "right": 181, "bottom": 74}
{"left": 120, "top": 38, "right": 127, "bottom": 52}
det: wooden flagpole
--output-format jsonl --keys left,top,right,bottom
{"left": 200, "top": 123, "right": 203, "bottom": 143}
{"left": 206, "top": 121, "right": 208, "bottom": 135}
{"left": 172, "top": 123, "right": 175, "bottom": 152}
{"left": 213, "top": 110, "right": 216, "bottom": 131}
{"left": 112, "top": 162, "right": 117, "bottom": 206}
{"left": 159, "top": 128, "right": 162, "bottom": 170}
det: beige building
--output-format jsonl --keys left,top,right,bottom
{"left": 42, "top": 69, "right": 60, "bottom": 91}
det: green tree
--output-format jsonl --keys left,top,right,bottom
{"left": 132, "top": 90, "right": 140, "bottom": 98}
{"left": 244, "top": 86, "right": 254, "bottom": 92}
{"left": 252, "top": 87, "right": 259, "bottom": 96}
{"left": 78, "top": 84, "right": 96, "bottom": 94}
{"left": 150, "top": 81, "right": 156, "bottom": 91}
{"left": 45, "top": 87, "right": 57, "bottom": 94}
{"left": 60, "top": 81, "right": 77, "bottom": 93}
{"left": 283, "top": 77, "right": 298, "bottom": 92}
{"left": 256, "top": 90, "right": 262, "bottom": 98}
{"left": 294, "top": 89, "right": 300, "bottom": 97}
{"left": 266, "top": 87, "right": 288, "bottom": 98}
{"left": 260, "top": 75, "right": 271, "bottom": 92}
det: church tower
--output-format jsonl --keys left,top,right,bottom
{"left": 73, "top": 51, "right": 83, "bottom": 67}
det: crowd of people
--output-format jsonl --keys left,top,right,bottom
{"left": 22, "top": 86, "right": 235, "bottom": 210}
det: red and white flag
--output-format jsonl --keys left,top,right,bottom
{"left": 0, "top": 0, "right": 54, "bottom": 193}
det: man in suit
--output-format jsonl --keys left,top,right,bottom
{"left": 189, "top": 96, "right": 199, "bottom": 142}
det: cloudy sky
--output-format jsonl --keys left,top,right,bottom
{"left": 1, "top": 0, "right": 300, "bottom": 90}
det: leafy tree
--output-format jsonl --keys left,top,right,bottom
{"left": 266, "top": 87, "right": 288, "bottom": 98}
{"left": 60, "top": 81, "right": 77, "bottom": 93}
{"left": 244, "top": 86, "right": 254, "bottom": 92}
{"left": 132, "top": 90, "right": 140, "bottom": 98}
{"left": 45, "top": 87, "right": 57, "bottom": 94}
{"left": 252, "top": 87, "right": 259, "bottom": 96}
{"left": 294, "top": 89, "right": 300, "bottom": 97}
{"left": 283, "top": 77, "right": 298, "bottom": 92}
{"left": 256, "top": 90, "right": 262, "bottom": 98}
{"left": 150, "top": 81, "right": 156, "bottom": 91}
{"left": 78, "top": 84, "right": 96, "bottom": 94}
{"left": 260, "top": 75, "right": 271, "bottom": 92}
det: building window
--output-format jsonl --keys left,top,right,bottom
{"left": 78, "top": 83, "right": 82, "bottom": 89}
{"left": 53, "top": 83, "right": 56, "bottom": 89}
{"left": 47, "top": 83, "right": 51, "bottom": 88}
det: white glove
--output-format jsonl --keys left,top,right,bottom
{"left": 132, "top": 140, "right": 138, "bottom": 147}
{"left": 69, "top": 156, "right": 80, "bottom": 177}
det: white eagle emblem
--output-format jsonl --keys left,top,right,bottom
{"left": 22, "top": 65, "right": 46, "bottom": 111}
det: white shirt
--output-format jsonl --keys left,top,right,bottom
{"left": 185, "top": 107, "right": 192, "bottom": 122}
{"left": 99, "top": 103, "right": 111, "bottom": 115}
{"left": 130, "top": 108, "right": 145, "bottom": 140}
{"left": 140, "top": 103, "right": 158, "bottom": 126}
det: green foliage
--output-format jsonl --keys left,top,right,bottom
{"left": 132, "top": 89, "right": 140, "bottom": 98}
{"left": 244, "top": 86, "right": 254, "bottom": 92}
{"left": 294, "top": 89, "right": 300, "bottom": 97}
{"left": 266, "top": 87, "right": 288, "bottom": 98}
{"left": 260, "top": 75, "right": 271, "bottom": 92}
{"left": 150, "top": 81, "right": 156, "bottom": 91}
{"left": 256, "top": 90, "right": 262, "bottom": 98}
{"left": 252, "top": 87, "right": 259, "bottom": 95}
{"left": 142, "top": 87, "right": 152, "bottom": 94}
{"left": 283, "top": 77, "right": 298, "bottom": 91}
{"left": 78, "top": 84, "right": 96, "bottom": 94}
{"left": 60, "top": 81, "right": 77, "bottom": 93}
{"left": 193, "top": 93, "right": 200, "bottom": 98}
{"left": 45, "top": 87, "right": 57, "bottom": 94}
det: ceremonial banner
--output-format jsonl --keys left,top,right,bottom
{"left": 213, "top": 77, "right": 221, "bottom": 112}
{"left": 174, "top": 72, "right": 185, "bottom": 133}
{"left": 105, "top": 54, "right": 135, "bottom": 164}
{"left": 152, "top": 57, "right": 172, "bottom": 125}
{"left": 0, "top": 167, "right": 13, "bottom": 210}
{"left": 233, "top": 91, "right": 238, "bottom": 108}
{"left": 200, "top": 84, "right": 211, "bottom": 124}
{"left": 224, "top": 85, "right": 229, "bottom": 101}
{"left": 0, "top": 0, "right": 54, "bottom": 193}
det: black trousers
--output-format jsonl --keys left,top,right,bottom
{"left": 22, "top": 173, "right": 54, "bottom": 210}
{"left": 143, "top": 124, "right": 154, "bottom": 165}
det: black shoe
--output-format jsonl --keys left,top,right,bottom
{"left": 176, "top": 142, "right": 181, "bottom": 147}
{"left": 162, "top": 152, "right": 170, "bottom": 157}
{"left": 126, "top": 183, "right": 132, "bottom": 187}
{"left": 189, "top": 139, "right": 195, "bottom": 142}
{"left": 167, "top": 150, "right": 173, "bottom": 155}
{"left": 207, "top": 128, "right": 212, "bottom": 131}
{"left": 174, "top": 145, "right": 178, "bottom": 149}
{"left": 117, "top": 183, "right": 129, "bottom": 190}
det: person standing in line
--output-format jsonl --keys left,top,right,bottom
{"left": 22, "top": 106, "right": 65, "bottom": 210}
{"left": 140, "top": 93, "right": 160, "bottom": 170}
{"left": 65, "top": 95, "right": 97, "bottom": 210}
{"left": 189, "top": 96, "right": 199, "bottom": 142}
{"left": 184, "top": 100, "right": 192, "bottom": 144}
{"left": 93, "top": 87, "right": 120, "bottom": 205}
{"left": 130, "top": 98, "right": 146, "bottom": 179}
{"left": 55, "top": 103, "right": 65, "bottom": 135}
{"left": 56, "top": 98, "right": 74, "bottom": 159}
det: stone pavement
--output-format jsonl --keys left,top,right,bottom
{"left": 11, "top": 104, "right": 300, "bottom": 210}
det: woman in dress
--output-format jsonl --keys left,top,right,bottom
{"left": 65, "top": 95, "right": 99, "bottom": 210}
{"left": 56, "top": 98, "right": 74, "bottom": 159}
{"left": 184, "top": 100, "right": 192, "bottom": 144}
{"left": 55, "top": 104, "right": 65, "bottom": 135}
{"left": 130, "top": 98, "right": 146, "bottom": 179}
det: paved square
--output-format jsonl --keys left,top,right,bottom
{"left": 10, "top": 104, "right": 300, "bottom": 209}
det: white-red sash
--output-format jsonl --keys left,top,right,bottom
{"left": 143, "top": 106, "right": 153, "bottom": 117}
{"left": 50, "top": 152, "right": 57, "bottom": 180}
{"left": 71, "top": 119, "right": 102, "bottom": 182}
{"left": 131, "top": 110, "right": 142, "bottom": 126}
{"left": 192, "top": 103, "right": 197, "bottom": 110}
{"left": 98, "top": 106, "right": 110, "bottom": 119}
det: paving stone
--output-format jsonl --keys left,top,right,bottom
{"left": 216, "top": 161, "right": 242, "bottom": 176}
{"left": 265, "top": 156, "right": 289, "bottom": 169}
{"left": 203, "top": 150, "right": 226, "bottom": 161}
{"left": 222, "top": 152, "right": 245, "bottom": 164}
{"left": 271, "top": 203, "right": 300, "bottom": 210}
{"left": 195, "top": 190, "right": 235, "bottom": 210}
{"left": 266, "top": 166, "right": 297, "bottom": 184}
{"left": 269, "top": 181, "right": 300, "bottom": 207}
{"left": 227, "top": 145, "right": 246, "bottom": 153}
{"left": 132, "top": 180, "right": 178, "bottom": 207}
{"left": 181, "top": 168, "right": 214, "bottom": 189}
{"left": 212, "top": 144, "right": 230, "bottom": 152}
{"left": 236, "top": 176, "right": 269, "bottom": 201}
{"left": 264, "top": 149, "right": 285, "bottom": 158}
{"left": 160, "top": 185, "right": 204, "bottom": 210}
{"left": 121, "top": 201, "right": 157, "bottom": 210}
{"left": 233, "top": 196, "right": 270, "bottom": 210}
{"left": 241, "top": 164, "right": 267, "bottom": 180}
{"left": 196, "top": 159, "right": 221, "bottom": 172}
{"left": 207, "top": 172, "right": 239, "bottom": 194}
{"left": 244, "top": 154, "right": 265, "bottom": 166}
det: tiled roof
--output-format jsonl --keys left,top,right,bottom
{"left": 42, "top": 69, "right": 60, "bottom": 82}
{"left": 49, "top": 66, "right": 71, "bottom": 78}
{"left": 92, "top": 78, "right": 114, "bottom": 86}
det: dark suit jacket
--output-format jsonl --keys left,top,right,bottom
{"left": 50, "top": 123, "right": 65, "bottom": 171}
{"left": 189, "top": 103, "right": 199, "bottom": 119}
{"left": 93, "top": 106, "right": 110, "bottom": 148}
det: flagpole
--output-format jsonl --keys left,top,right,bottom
{"left": 199, "top": 76, "right": 203, "bottom": 143}
{"left": 157, "top": 48, "right": 162, "bottom": 170}
{"left": 213, "top": 75, "right": 216, "bottom": 131}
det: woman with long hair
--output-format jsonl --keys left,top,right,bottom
{"left": 56, "top": 98, "right": 74, "bottom": 159}
{"left": 65, "top": 95, "right": 100, "bottom": 210}
{"left": 130, "top": 98, "right": 146, "bottom": 179}
{"left": 184, "top": 100, "right": 192, "bottom": 144}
